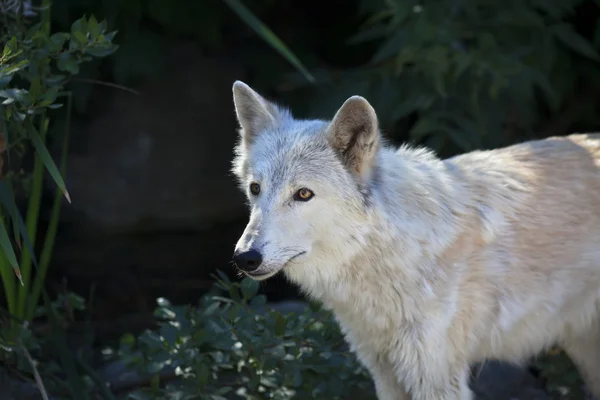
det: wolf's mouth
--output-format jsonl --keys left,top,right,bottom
{"left": 245, "top": 251, "right": 306, "bottom": 279}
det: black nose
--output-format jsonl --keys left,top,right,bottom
{"left": 232, "top": 249, "right": 263, "bottom": 272}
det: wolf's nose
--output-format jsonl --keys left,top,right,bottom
{"left": 232, "top": 249, "right": 263, "bottom": 272}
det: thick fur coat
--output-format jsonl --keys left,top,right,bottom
{"left": 230, "top": 80, "right": 600, "bottom": 400}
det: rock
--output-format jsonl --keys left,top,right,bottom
{"left": 0, "top": 366, "right": 57, "bottom": 400}
{"left": 57, "top": 41, "right": 247, "bottom": 233}
{"left": 471, "top": 360, "right": 548, "bottom": 400}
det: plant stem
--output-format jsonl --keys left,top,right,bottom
{"left": 26, "top": 93, "right": 71, "bottom": 320}
{"left": 16, "top": 113, "right": 48, "bottom": 320}
{"left": 41, "top": 0, "right": 51, "bottom": 36}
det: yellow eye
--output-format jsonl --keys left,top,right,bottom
{"left": 295, "top": 188, "right": 314, "bottom": 201}
{"left": 250, "top": 182, "right": 261, "bottom": 195}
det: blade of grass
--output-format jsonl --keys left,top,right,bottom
{"left": 0, "top": 249, "right": 16, "bottom": 314}
{"left": 8, "top": 182, "right": 21, "bottom": 249}
{"left": 0, "top": 216, "right": 22, "bottom": 284}
{"left": 0, "top": 180, "right": 38, "bottom": 266}
{"left": 26, "top": 92, "right": 72, "bottom": 321}
{"left": 28, "top": 119, "right": 71, "bottom": 203}
{"left": 222, "top": 0, "right": 315, "bottom": 84}
{"left": 0, "top": 178, "right": 20, "bottom": 247}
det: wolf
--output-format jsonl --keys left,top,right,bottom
{"left": 229, "top": 80, "right": 600, "bottom": 400}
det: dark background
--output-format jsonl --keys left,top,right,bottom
{"left": 27, "top": 0, "right": 600, "bottom": 338}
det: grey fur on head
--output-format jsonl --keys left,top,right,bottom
{"left": 232, "top": 81, "right": 380, "bottom": 182}
{"left": 327, "top": 96, "right": 380, "bottom": 181}
{"left": 232, "top": 81, "right": 289, "bottom": 146}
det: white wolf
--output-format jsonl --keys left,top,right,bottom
{"left": 229, "top": 80, "right": 600, "bottom": 400}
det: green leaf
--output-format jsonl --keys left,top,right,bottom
{"left": 250, "top": 294, "right": 267, "bottom": 307}
{"left": 24, "top": 22, "right": 43, "bottom": 40}
{"left": 240, "top": 277, "right": 260, "bottom": 300}
{"left": 1, "top": 59, "right": 30, "bottom": 76}
{"left": 29, "top": 78, "right": 42, "bottom": 101}
{"left": 3, "top": 37, "right": 17, "bottom": 57}
{"left": 28, "top": 123, "right": 71, "bottom": 203}
{"left": 2, "top": 42, "right": 12, "bottom": 58}
{"left": 0, "top": 75, "right": 12, "bottom": 90}
{"left": 57, "top": 56, "right": 79, "bottom": 75}
{"left": 0, "top": 181, "right": 20, "bottom": 248}
{"left": 552, "top": 23, "right": 600, "bottom": 61}
{"left": 71, "top": 16, "right": 89, "bottom": 35}
{"left": 72, "top": 31, "right": 88, "bottom": 45}
{"left": 0, "top": 219, "right": 21, "bottom": 284}
{"left": 222, "top": 0, "right": 315, "bottom": 83}
{"left": 197, "top": 363, "right": 210, "bottom": 388}
{"left": 274, "top": 313, "right": 286, "bottom": 336}
{"left": 88, "top": 15, "right": 100, "bottom": 39}
{"left": 84, "top": 43, "right": 118, "bottom": 57}
{"left": 120, "top": 333, "right": 136, "bottom": 347}
{"left": 50, "top": 32, "right": 70, "bottom": 47}
{"left": 292, "top": 368, "right": 303, "bottom": 387}
{"left": 308, "top": 300, "right": 322, "bottom": 313}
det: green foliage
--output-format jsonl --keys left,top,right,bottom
{"left": 1, "top": 290, "right": 118, "bottom": 400}
{"left": 1, "top": 275, "right": 587, "bottom": 400}
{"left": 283, "top": 0, "right": 600, "bottom": 155}
{"left": 119, "top": 273, "right": 374, "bottom": 400}
{"left": 0, "top": 2, "right": 118, "bottom": 336}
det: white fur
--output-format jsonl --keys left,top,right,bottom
{"left": 230, "top": 81, "right": 600, "bottom": 400}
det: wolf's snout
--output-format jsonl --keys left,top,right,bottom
{"left": 232, "top": 249, "right": 263, "bottom": 272}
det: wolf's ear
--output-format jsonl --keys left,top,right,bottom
{"left": 232, "top": 81, "right": 284, "bottom": 144}
{"left": 327, "top": 96, "right": 380, "bottom": 180}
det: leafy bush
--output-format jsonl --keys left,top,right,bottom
{"left": 119, "top": 272, "right": 374, "bottom": 400}
{"left": 0, "top": 0, "right": 118, "bottom": 338}
{"left": 279, "top": 0, "right": 600, "bottom": 155}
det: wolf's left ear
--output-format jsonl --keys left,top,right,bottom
{"left": 232, "top": 81, "right": 285, "bottom": 145}
{"left": 327, "top": 96, "right": 380, "bottom": 180}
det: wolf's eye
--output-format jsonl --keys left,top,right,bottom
{"left": 294, "top": 188, "right": 314, "bottom": 201}
{"left": 249, "top": 183, "right": 261, "bottom": 196}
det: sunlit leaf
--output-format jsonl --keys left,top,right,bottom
{"left": 28, "top": 123, "right": 71, "bottom": 203}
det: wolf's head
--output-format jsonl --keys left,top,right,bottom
{"left": 230, "top": 81, "right": 382, "bottom": 283}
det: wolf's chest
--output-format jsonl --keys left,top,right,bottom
{"left": 325, "top": 293, "right": 410, "bottom": 356}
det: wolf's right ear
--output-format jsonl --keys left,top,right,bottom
{"left": 232, "top": 81, "right": 283, "bottom": 144}
{"left": 327, "top": 96, "right": 380, "bottom": 181}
